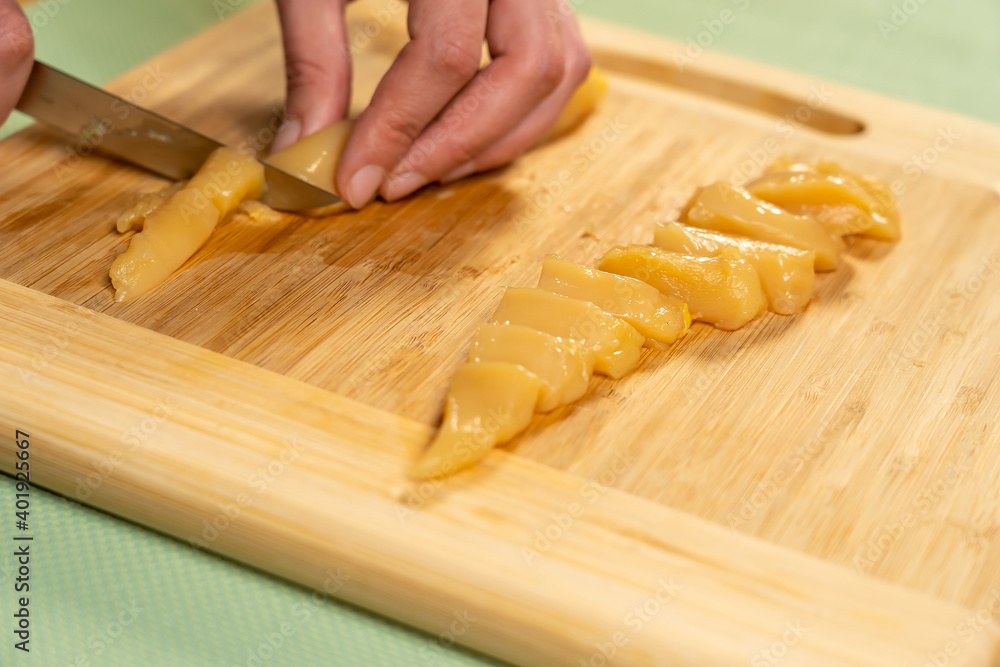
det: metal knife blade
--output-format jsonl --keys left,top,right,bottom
{"left": 14, "top": 61, "right": 340, "bottom": 212}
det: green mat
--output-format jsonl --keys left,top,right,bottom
{"left": 2, "top": 1, "right": 997, "bottom": 664}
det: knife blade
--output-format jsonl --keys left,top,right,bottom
{"left": 14, "top": 61, "right": 340, "bottom": 212}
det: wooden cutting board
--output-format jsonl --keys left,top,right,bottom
{"left": 1, "top": 1, "right": 999, "bottom": 664}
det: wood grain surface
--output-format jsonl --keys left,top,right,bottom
{"left": 1, "top": 0, "right": 999, "bottom": 663}
{"left": 2, "top": 279, "right": 998, "bottom": 666}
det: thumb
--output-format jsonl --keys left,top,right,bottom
{"left": 0, "top": 0, "right": 35, "bottom": 126}
{"left": 272, "top": 0, "right": 352, "bottom": 153}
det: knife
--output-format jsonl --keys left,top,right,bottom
{"left": 14, "top": 61, "right": 340, "bottom": 212}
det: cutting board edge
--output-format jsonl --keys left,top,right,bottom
{"left": 5, "top": 3, "right": 992, "bottom": 664}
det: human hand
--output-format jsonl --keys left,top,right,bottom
{"left": 0, "top": 0, "right": 35, "bottom": 126}
{"left": 272, "top": 0, "right": 592, "bottom": 209}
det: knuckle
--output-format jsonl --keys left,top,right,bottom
{"left": 531, "top": 43, "right": 567, "bottom": 93}
{"left": 445, "top": 137, "right": 479, "bottom": 167}
{"left": 373, "top": 104, "right": 426, "bottom": 147}
{"left": 427, "top": 32, "right": 482, "bottom": 80}
{"left": 284, "top": 57, "right": 344, "bottom": 93}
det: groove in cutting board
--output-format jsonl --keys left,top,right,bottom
{"left": 590, "top": 48, "right": 866, "bottom": 135}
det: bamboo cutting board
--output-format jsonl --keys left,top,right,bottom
{"left": 2, "top": 1, "right": 1000, "bottom": 664}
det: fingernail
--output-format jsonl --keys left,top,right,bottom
{"left": 270, "top": 117, "right": 302, "bottom": 154}
{"left": 345, "top": 165, "right": 385, "bottom": 209}
{"left": 441, "top": 161, "right": 477, "bottom": 184}
{"left": 383, "top": 172, "right": 429, "bottom": 201}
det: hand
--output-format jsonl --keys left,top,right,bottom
{"left": 0, "top": 0, "right": 35, "bottom": 126}
{"left": 272, "top": 0, "right": 592, "bottom": 209}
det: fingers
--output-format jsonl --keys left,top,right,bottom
{"left": 378, "top": 0, "right": 572, "bottom": 201}
{"left": 0, "top": 0, "right": 35, "bottom": 126}
{"left": 272, "top": 0, "right": 352, "bottom": 153}
{"left": 335, "top": 0, "right": 489, "bottom": 208}
{"left": 445, "top": 8, "right": 591, "bottom": 178}
{"left": 376, "top": 0, "right": 591, "bottom": 202}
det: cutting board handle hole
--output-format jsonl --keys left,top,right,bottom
{"left": 592, "top": 50, "right": 865, "bottom": 136}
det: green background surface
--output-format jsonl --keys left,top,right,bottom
{"left": 0, "top": 0, "right": 996, "bottom": 665}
